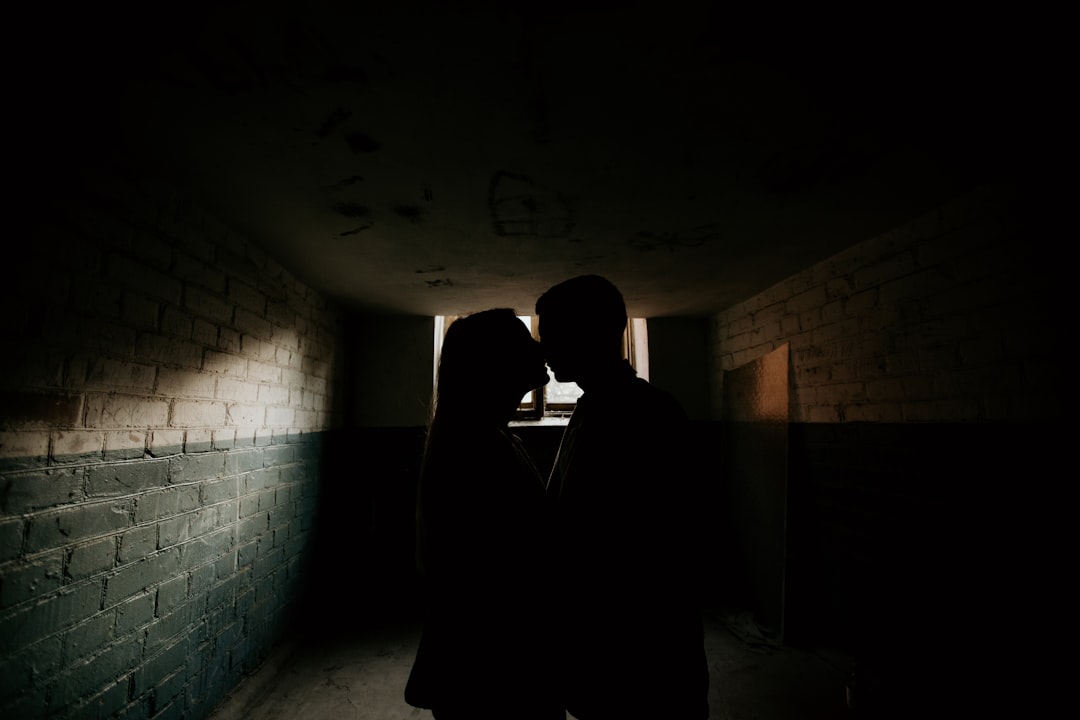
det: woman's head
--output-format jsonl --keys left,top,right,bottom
{"left": 433, "top": 308, "right": 550, "bottom": 423}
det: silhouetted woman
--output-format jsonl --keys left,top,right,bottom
{"left": 404, "top": 309, "right": 565, "bottom": 720}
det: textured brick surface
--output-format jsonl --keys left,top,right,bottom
{"left": 87, "top": 459, "right": 170, "bottom": 498}
{"left": 1, "top": 467, "right": 84, "bottom": 514}
{"left": 1, "top": 168, "right": 343, "bottom": 718}
{"left": 710, "top": 184, "right": 1058, "bottom": 424}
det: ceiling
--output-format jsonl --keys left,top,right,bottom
{"left": 30, "top": 1, "right": 1028, "bottom": 318}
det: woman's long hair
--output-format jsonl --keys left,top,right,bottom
{"left": 416, "top": 308, "right": 528, "bottom": 575}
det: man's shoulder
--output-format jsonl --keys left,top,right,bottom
{"left": 609, "top": 377, "right": 688, "bottom": 423}
{"left": 642, "top": 380, "right": 689, "bottom": 421}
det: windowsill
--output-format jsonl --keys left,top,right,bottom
{"left": 510, "top": 415, "right": 571, "bottom": 428}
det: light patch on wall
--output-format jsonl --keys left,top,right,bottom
{"left": 202, "top": 351, "right": 250, "bottom": 378}
{"left": 274, "top": 327, "right": 300, "bottom": 357}
{"left": 105, "top": 430, "right": 147, "bottom": 455}
{"left": 0, "top": 430, "right": 50, "bottom": 462}
{"left": 629, "top": 318, "right": 649, "bottom": 382}
{"left": 227, "top": 404, "right": 263, "bottom": 427}
{"left": 723, "top": 343, "right": 790, "bottom": 423}
{"left": 51, "top": 430, "right": 105, "bottom": 459}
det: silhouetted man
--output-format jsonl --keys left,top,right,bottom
{"left": 536, "top": 275, "right": 709, "bottom": 720}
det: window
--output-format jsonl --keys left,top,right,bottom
{"left": 515, "top": 314, "right": 581, "bottom": 420}
{"left": 433, "top": 315, "right": 649, "bottom": 423}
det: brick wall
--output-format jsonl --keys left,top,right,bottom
{"left": 1, "top": 169, "right": 345, "bottom": 719}
{"left": 709, "top": 181, "right": 1059, "bottom": 424}
{"left": 705, "top": 181, "right": 1060, "bottom": 708}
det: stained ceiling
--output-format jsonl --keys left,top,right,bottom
{"left": 28, "top": 1, "right": 1029, "bottom": 317}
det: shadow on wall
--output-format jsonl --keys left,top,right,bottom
{"left": 299, "top": 427, "right": 428, "bottom": 631}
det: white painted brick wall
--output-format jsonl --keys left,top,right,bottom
{"left": 0, "top": 172, "right": 344, "bottom": 461}
{"left": 710, "top": 183, "right": 1054, "bottom": 423}
{"left": 171, "top": 400, "right": 228, "bottom": 428}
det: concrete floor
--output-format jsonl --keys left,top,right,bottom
{"left": 207, "top": 609, "right": 852, "bottom": 720}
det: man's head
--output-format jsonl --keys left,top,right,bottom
{"left": 535, "top": 275, "right": 627, "bottom": 384}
